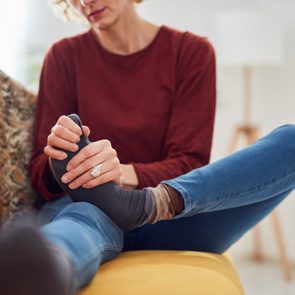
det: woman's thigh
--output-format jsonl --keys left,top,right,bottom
{"left": 123, "top": 189, "right": 292, "bottom": 253}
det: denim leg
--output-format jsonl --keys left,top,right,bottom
{"left": 162, "top": 124, "right": 295, "bottom": 218}
{"left": 124, "top": 189, "right": 292, "bottom": 253}
{"left": 37, "top": 195, "right": 73, "bottom": 226}
{"left": 38, "top": 196, "right": 124, "bottom": 290}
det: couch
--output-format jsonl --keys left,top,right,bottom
{"left": 0, "top": 70, "right": 244, "bottom": 294}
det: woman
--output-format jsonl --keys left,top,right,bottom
{"left": 17, "top": 0, "right": 215, "bottom": 293}
{"left": 1, "top": 1, "right": 294, "bottom": 295}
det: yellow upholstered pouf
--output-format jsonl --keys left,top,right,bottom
{"left": 80, "top": 250, "right": 244, "bottom": 295}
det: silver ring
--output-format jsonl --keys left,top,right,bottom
{"left": 90, "top": 164, "right": 103, "bottom": 178}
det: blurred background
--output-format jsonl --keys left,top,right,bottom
{"left": 0, "top": 0, "right": 294, "bottom": 294}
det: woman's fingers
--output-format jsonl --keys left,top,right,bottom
{"left": 57, "top": 115, "right": 82, "bottom": 136}
{"left": 82, "top": 125, "right": 90, "bottom": 137}
{"left": 45, "top": 115, "right": 92, "bottom": 161}
{"left": 46, "top": 116, "right": 83, "bottom": 158}
{"left": 66, "top": 140, "right": 110, "bottom": 171}
{"left": 51, "top": 125, "right": 81, "bottom": 143}
{"left": 44, "top": 145, "right": 68, "bottom": 160}
{"left": 66, "top": 158, "right": 120, "bottom": 189}
{"left": 47, "top": 133, "right": 79, "bottom": 153}
{"left": 59, "top": 138, "right": 121, "bottom": 188}
{"left": 83, "top": 169, "right": 121, "bottom": 189}
{"left": 61, "top": 151, "right": 109, "bottom": 184}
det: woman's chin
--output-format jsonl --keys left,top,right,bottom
{"left": 91, "top": 20, "right": 114, "bottom": 31}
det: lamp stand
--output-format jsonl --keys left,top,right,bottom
{"left": 227, "top": 66, "right": 292, "bottom": 281}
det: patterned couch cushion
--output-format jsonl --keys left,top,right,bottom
{"left": 0, "top": 70, "right": 38, "bottom": 226}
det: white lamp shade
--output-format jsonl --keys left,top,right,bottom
{"left": 216, "top": 11, "right": 284, "bottom": 66}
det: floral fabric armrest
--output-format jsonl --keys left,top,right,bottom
{"left": 0, "top": 70, "right": 38, "bottom": 226}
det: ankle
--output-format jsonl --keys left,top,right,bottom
{"left": 148, "top": 184, "right": 184, "bottom": 223}
{"left": 162, "top": 184, "right": 184, "bottom": 215}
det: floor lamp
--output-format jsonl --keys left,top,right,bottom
{"left": 216, "top": 11, "right": 292, "bottom": 281}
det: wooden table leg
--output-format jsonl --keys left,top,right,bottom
{"left": 271, "top": 210, "right": 293, "bottom": 281}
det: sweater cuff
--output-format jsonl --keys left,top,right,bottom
{"left": 131, "top": 163, "right": 159, "bottom": 189}
{"left": 40, "top": 157, "right": 65, "bottom": 201}
{"left": 131, "top": 163, "right": 145, "bottom": 189}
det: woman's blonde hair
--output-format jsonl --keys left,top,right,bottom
{"left": 51, "top": 0, "right": 144, "bottom": 22}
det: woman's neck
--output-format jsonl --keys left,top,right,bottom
{"left": 92, "top": 11, "right": 160, "bottom": 55}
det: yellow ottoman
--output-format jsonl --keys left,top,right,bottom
{"left": 80, "top": 251, "right": 244, "bottom": 295}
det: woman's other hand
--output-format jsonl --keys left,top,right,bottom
{"left": 44, "top": 115, "right": 90, "bottom": 160}
{"left": 60, "top": 139, "right": 122, "bottom": 189}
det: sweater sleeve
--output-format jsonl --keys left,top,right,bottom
{"left": 132, "top": 36, "right": 216, "bottom": 188}
{"left": 28, "top": 41, "right": 76, "bottom": 201}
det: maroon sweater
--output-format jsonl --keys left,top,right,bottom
{"left": 29, "top": 25, "right": 216, "bottom": 201}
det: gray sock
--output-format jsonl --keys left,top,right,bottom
{"left": 0, "top": 227, "right": 73, "bottom": 295}
{"left": 51, "top": 114, "right": 156, "bottom": 230}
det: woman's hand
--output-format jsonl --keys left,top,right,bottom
{"left": 44, "top": 115, "right": 90, "bottom": 160}
{"left": 60, "top": 139, "right": 122, "bottom": 189}
{"left": 44, "top": 115, "right": 135, "bottom": 190}
{"left": 44, "top": 115, "right": 121, "bottom": 189}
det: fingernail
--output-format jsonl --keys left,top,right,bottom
{"left": 69, "top": 183, "right": 76, "bottom": 189}
{"left": 59, "top": 154, "right": 67, "bottom": 160}
{"left": 66, "top": 164, "right": 72, "bottom": 171}
{"left": 61, "top": 175, "right": 68, "bottom": 183}
{"left": 72, "top": 145, "right": 78, "bottom": 152}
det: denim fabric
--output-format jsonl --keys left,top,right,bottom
{"left": 38, "top": 124, "right": 295, "bottom": 289}
{"left": 163, "top": 124, "right": 295, "bottom": 218}
{"left": 38, "top": 199, "right": 123, "bottom": 289}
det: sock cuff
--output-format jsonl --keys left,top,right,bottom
{"left": 148, "top": 185, "right": 173, "bottom": 223}
{"left": 162, "top": 183, "right": 184, "bottom": 215}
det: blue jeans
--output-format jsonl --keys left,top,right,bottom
{"left": 37, "top": 124, "right": 295, "bottom": 290}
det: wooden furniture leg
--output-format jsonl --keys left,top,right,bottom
{"left": 271, "top": 210, "right": 293, "bottom": 281}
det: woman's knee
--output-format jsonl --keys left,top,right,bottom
{"left": 58, "top": 201, "right": 114, "bottom": 227}
{"left": 37, "top": 195, "right": 72, "bottom": 226}
{"left": 269, "top": 124, "right": 295, "bottom": 153}
{"left": 272, "top": 124, "right": 295, "bottom": 141}
{"left": 56, "top": 201, "right": 123, "bottom": 245}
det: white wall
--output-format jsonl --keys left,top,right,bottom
{"left": 0, "top": 2, "right": 28, "bottom": 77}
{"left": 0, "top": 0, "right": 85, "bottom": 84}
{"left": 1, "top": 0, "right": 295, "bottom": 263}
